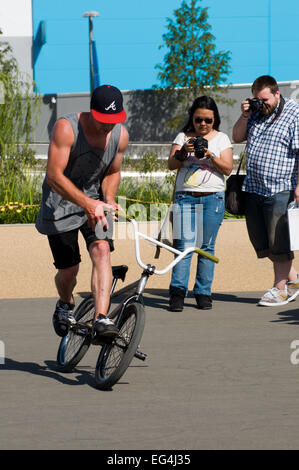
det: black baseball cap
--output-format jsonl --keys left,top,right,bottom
{"left": 90, "top": 85, "right": 127, "bottom": 124}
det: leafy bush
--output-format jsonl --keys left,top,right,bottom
{"left": 0, "top": 147, "right": 243, "bottom": 223}
{"left": 118, "top": 151, "right": 175, "bottom": 220}
{"left": 0, "top": 29, "right": 41, "bottom": 224}
{"left": 0, "top": 203, "right": 40, "bottom": 224}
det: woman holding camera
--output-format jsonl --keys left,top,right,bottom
{"left": 168, "top": 95, "right": 233, "bottom": 311}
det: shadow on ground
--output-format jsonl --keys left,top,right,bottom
{"left": 272, "top": 308, "right": 299, "bottom": 325}
{"left": 2, "top": 358, "right": 98, "bottom": 388}
{"left": 142, "top": 288, "right": 260, "bottom": 310}
{"left": 1, "top": 358, "right": 147, "bottom": 391}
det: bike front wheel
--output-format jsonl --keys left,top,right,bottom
{"left": 57, "top": 296, "right": 95, "bottom": 372}
{"left": 95, "top": 302, "right": 145, "bottom": 390}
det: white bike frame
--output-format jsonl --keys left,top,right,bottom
{"left": 127, "top": 216, "right": 219, "bottom": 275}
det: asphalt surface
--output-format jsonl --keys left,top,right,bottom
{"left": 1, "top": 290, "right": 299, "bottom": 451}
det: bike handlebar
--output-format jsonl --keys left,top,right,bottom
{"left": 113, "top": 210, "right": 219, "bottom": 275}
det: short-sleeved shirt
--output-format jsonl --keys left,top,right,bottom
{"left": 173, "top": 131, "right": 232, "bottom": 193}
{"left": 244, "top": 97, "right": 299, "bottom": 196}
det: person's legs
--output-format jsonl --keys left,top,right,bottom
{"left": 88, "top": 240, "right": 112, "bottom": 318}
{"left": 245, "top": 192, "right": 270, "bottom": 258}
{"left": 169, "top": 193, "right": 202, "bottom": 310}
{"left": 54, "top": 265, "right": 79, "bottom": 304}
{"left": 264, "top": 190, "right": 295, "bottom": 290}
{"left": 193, "top": 192, "right": 225, "bottom": 298}
{"left": 81, "top": 218, "right": 118, "bottom": 337}
{"left": 256, "top": 191, "right": 297, "bottom": 306}
{"left": 170, "top": 194, "right": 199, "bottom": 293}
{"left": 48, "top": 227, "right": 81, "bottom": 298}
{"left": 273, "top": 260, "right": 296, "bottom": 290}
{"left": 48, "top": 229, "right": 81, "bottom": 336}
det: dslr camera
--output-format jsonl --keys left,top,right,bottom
{"left": 189, "top": 136, "right": 208, "bottom": 159}
{"left": 247, "top": 97, "right": 264, "bottom": 114}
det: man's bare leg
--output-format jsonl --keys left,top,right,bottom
{"left": 89, "top": 240, "right": 112, "bottom": 319}
{"left": 55, "top": 265, "right": 79, "bottom": 304}
{"left": 273, "top": 260, "right": 297, "bottom": 290}
{"left": 52, "top": 265, "right": 79, "bottom": 336}
{"left": 89, "top": 240, "right": 118, "bottom": 337}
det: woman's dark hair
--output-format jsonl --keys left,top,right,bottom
{"left": 182, "top": 96, "right": 221, "bottom": 132}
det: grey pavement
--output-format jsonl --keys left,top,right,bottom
{"left": 1, "top": 290, "right": 299, "bottom": 450}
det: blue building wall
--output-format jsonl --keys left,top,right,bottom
{"left": 32, "top": 0, "right": 299, "bottom": 94}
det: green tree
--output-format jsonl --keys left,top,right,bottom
{"left": 0, "top": 29, "right": 41, "bottom": 205}
{"left": 155, "top": 0, "right": 232, "bottom": 128}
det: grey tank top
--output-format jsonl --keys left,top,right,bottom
{"left": 35, "top": 113, "right": 121, "bottom": 235}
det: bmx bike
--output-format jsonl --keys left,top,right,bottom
{"left": 56, "top": 213, "right": 219, "bottom": 390}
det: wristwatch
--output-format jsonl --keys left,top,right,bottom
{"left": 209, "top": 152, "right": 216, "bottom": 161}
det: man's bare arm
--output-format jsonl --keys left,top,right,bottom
{"left": 101, "top": 125, "right": 129, "bottom": 206}
{"left": 232, "top": 100, "right": 251, "bottom": 143}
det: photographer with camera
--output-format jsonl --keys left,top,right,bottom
{"left": 233, "top": 75, "right": 299, "bottom": 306}
{"left": 168, "top": 96, "right": 233, "bottom": 311}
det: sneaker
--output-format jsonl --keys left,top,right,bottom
{"left": 194, "top": 294, "right": 212, "bottom": 310}
{"left": 93, "top": 314, "right": 119, "bottom": 339}
{"left": 258, "top": 287, "right": 289, "bottom": 307}
{"left": 169, "top": 295, "right": 184, "bottom": 312}
{"left": 52, "top": 300, "right": 76, "bottom": 337}
{"left": 169, "top": 287, "right": 185, "bottom": 312}
{"left": 287, "top": 274, "right": 299, "bottom": 302}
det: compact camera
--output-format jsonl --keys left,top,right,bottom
{"left": 247, "top": 97, "right": 264, "bottom": 114}
{"left": 189, "top": 136, "right": 208, "bottom": 159}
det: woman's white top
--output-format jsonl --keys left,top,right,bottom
{"left": 173, "top": 131, "right": 232, "bottom": 193}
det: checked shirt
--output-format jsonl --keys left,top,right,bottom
{"left": 244, "top": 97, "right": 299, "bottom": 196}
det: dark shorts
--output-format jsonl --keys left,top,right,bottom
{"left": 245, "top": 190, "right": 294, "bottom": 262}
{"left": 47, "top": 220, "right": 114, "bottom": 270}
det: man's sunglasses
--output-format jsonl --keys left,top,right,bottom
{"left": 194, "top": 117, "right": 213, "bottom": 124}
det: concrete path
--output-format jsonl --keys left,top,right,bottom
{"left": 1, "top": 291, "right": 299, "bottom": 450}
{"left": 2, "top": 219, "right": 299, "bottom": 299}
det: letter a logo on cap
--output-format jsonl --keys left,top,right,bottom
{"left": 105, "top": 101, "right": 117, "bottom": 111}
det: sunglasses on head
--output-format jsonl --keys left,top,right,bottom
{"left": 194, "top": 117, "right": 213, "bottom": 124}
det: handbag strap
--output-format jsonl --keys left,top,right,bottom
{"left": 170, "top": 170, "right": 179, "bottom": 202}
{"left": 236, "top": 141, "right": 248, "bottom": 175}
{"left": 154, "top": 170, "right": 178, "bottom": 259}
{"left": 236, "top": 156, "right": 243, "bottom": 176}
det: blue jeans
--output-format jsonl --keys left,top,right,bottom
{"left": 170, "top": 191, "right": 225, "bottom": 296}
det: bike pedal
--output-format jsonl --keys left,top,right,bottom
{"left": 91, "top": 333, "right": 114, "bottom": 346}
{"left": 134, "top": 350, "right": 147, "bottom": 361}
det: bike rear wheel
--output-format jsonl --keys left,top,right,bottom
{"left": 57, "top": 296, "right": 95, "bottom": 372}
{"left": 95, "top": 302, "right": 145, "bottom": 389}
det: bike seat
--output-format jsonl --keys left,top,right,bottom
{"left": 112, "top": 265, "right": 128, "bottom": 281}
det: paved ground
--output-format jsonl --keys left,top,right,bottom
{"left": 1, "top": 290, "right": 299, "bottom": 450}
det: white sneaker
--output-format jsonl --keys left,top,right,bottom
{"left": 287, "top": 275, "right": 299, "bottom": 302}
{"left": 258, "top": 287, "right": 289, "bottom": 307}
